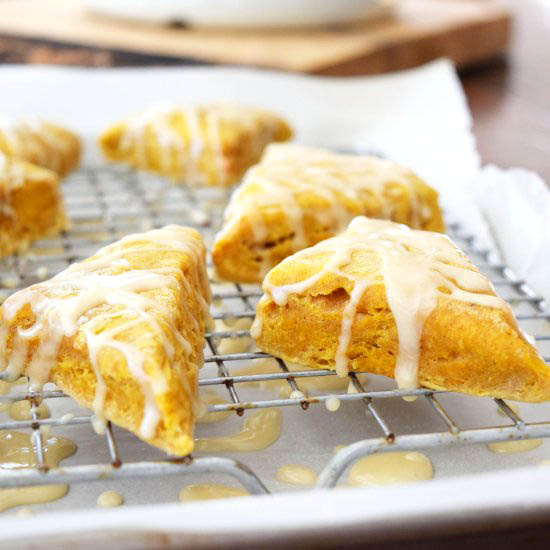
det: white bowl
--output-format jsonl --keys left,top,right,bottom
{"left": 85, "top": 0, "right": 393, "bottom": 28}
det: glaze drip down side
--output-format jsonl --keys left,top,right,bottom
{"left": 213, "top": 144, "right": 445, "bottom": 283}
{"left": 253, "top": 217, "right": 548, "bottom": 402}
{"left": 0, "top": 225, "right": 211, "bottom": 455}
{"left": 99, "top": 103, "right": 291, "bottom": 187}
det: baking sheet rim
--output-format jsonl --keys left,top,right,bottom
{"left": 1, "top": 464, "right": 550, "bottom": 547}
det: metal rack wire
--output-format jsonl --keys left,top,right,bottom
{"left": 0, "top": 165, "right": 549, "bottom": 496}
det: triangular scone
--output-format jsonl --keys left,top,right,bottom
{"left": 212, "top": 144, "right": 444, "bottom": 283}
{"left": 252, "top": 217, "right": 550, "bottom": 402}
{"left": 98, "top": 103, "right": 292, "bottom": 187}
{"left": 0, "top": 154, "right": 68, "bottom": 258}
{"left": 0, "top": 226, "right": 211, "bottom": 455}
{"left": 0, "top": 117, "right": 81, "bottom": 177}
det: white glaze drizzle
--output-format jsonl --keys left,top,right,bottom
{"left": 196, "top": 390, "right": 232, "bottom": 424}
{"left": 258, "top": 217, "right": 520, "bottom": 389}
{"left": 116, "top": 103, "right": 282, "bottom": 185}
{"left": 275, "top": 464, "right": 317, "bottom": 487}
{"left": 120, "top": 104, "right": 184, "bottom": 176}
{"left": 0, "top": 226, "right": 211, "bottom": 439}
{"left": 0, "top": 153, "right": 28, "bottom": 188}
{"left": 0, "top": 152, "right": 66, "bottom": 259}
{"left": 0, "top": 153, "right": 29, "bottom": 220}
{"left": 0, "top": 430, "right": 76, "bottom": 512}
{"left": 230, "top": 359, "right": 367, "bottom": 397}
{"left": 0, "top": 116, "right": 70, "bottom": 174}
{"left": 348, "top": 451, "right": 433, "bottom": 487}
{"left": 179, "top": 483, "right": 249, "bottom": 501}
{"left": 215, "top": 144, "right": 436, "bottom": 278}
{"left": 206, "top": 110, "right": 226, "bottom": 186}
{"left": 97, "top": 490, "right": 124, "bottom": 508}
{"left": 194, "top": 408, "right": 282, "bottom": 453}
{"left": 325, "top": 396, "right": 341, "bottom": 412}
{"left": 488, "top": 439, "right": 542, "bottom": 454}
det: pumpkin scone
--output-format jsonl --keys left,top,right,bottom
{"left": 0, "top": 226, "right": 211, "bottom": 455}
{"left": 0, "top": 117, "right": 81, "bottom": 177}
{"left": 0, "top": 154, "right": 67, "bottom": 258}
{"left": 212, "top": 144, "right": 444, "bottom": 283}
{"left": 98, "top": 103, "right": 292, "bottom": 187}
{"left": 252, "top": 217, "right": 549, "bottom": 402}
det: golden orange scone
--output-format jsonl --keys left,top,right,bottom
{"left": 0, "top": 226, "right": 211, "bottom": 455}
{"left": 252, "top": 217, "right": 549, "bottom": 402}
{"left": 212, "top": 144, "right": 444, "bottom": 283}
{"left": 0, "top": 154, "right": 67, "bottom": 258}
{"left": 98, "top": 103, "right": 292, "bottom": 187}
{"left": 0, "top": 117, "right": 80, "bottom": 177}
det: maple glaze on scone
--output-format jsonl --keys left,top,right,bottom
{"left": 253, "top": 217, "right": 549, "bottom": 402}
{"left": 0, "top": 226, "right": 211, "bottom": 455}
{"left": 0, "top": 154, "right": 68, "bottom": 258}
{"left": 0, "top": 117, "right": 80, "bottom": 177}
{"left": 212, "top": 144, "right": 444, "bottom": 283}
{"left": 99, "top": 103, "right": 292, "bottom": 187}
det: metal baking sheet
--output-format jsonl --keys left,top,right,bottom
{"left": 0, "top": 165, "right": 548, "bottom": 518}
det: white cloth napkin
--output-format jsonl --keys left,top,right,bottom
{"left": 475, "top": 165, "right": 550, "bottom": 303}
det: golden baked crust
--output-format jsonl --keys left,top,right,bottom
{"left": 212, "top": 144, "right": 444, "bottom": 283}
{"left": 0, "top": 155, "right": 68, "bottom": 258}
{"left": 0, "top": 119, "right": 81, "bottom": 177}
{"left": 98, "top": 103, "right": 292, "bottom": 187}
{"left": 253, "top": 217, "right": 549, "bottom": 402}
{"left": 0, "top": 226, "right": 211, "bottom": 455}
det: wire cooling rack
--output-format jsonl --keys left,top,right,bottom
{"left": 0, "top": 165, "right": 549, "bottom": 496}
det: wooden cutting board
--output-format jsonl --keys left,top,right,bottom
{"left": 0, "top": 0, "right": 510, "bottom": 75}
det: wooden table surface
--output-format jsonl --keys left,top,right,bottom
{"left": 462, "top": 0, "right": 549, "bottom": 184}
{"left": 0, "top": 0, "right": 547, "bottom": 185}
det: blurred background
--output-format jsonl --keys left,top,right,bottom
{"left": 0, "top": 0, "right": 547, "bottom": 183}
